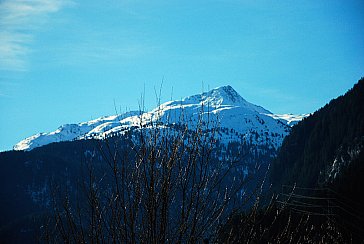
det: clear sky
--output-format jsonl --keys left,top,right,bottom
{"left": 0, "top": 0, "right": 363, "bottom": 151}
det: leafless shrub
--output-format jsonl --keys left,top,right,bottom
{"left": 41, "top": 101, "right": 254, "bottom": 243}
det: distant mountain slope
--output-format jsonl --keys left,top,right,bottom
{"left": 13, "top": 85, "right": 305, "bottom": 151}
{"left": 271, "top": 78, "right": 364, "bottom": 189}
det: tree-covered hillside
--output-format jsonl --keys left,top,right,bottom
{"left": 271, "top": 78, "right": 364, "bottom": 189}
{"left": 269, "top": 78, "right": 364, "bottom": 241}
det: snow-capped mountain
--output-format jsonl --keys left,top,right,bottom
{"left": 14, "top": 86, "right": 305, "bottom": 151}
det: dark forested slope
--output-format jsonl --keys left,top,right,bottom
{"left": 271, "top": 78, "right": 364, "bottom": 189}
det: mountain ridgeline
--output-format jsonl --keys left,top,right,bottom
{"left": 13, "top": 85, "right": 304, "bottom": 151}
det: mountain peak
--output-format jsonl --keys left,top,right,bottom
{"left": 178, "top": 85, "right": 270, "bottom": 114}
{"left": 181, "top": 85, "right": 243, "bottom": 106}
{"left": 208, "top": 85, "right": 245, "bottom": 104}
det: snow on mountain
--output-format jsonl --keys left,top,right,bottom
{"left": 14, "top": 86, "right": 305, "bottom": 151}
{"left": 13, "top": 111, "right": 142, "bottom": 151}
{"left": 264, "top": 113, "right": 310, "bottom": 126}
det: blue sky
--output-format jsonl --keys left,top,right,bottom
{"left": 0, "top": 0, "right": 363, "bottom": 151}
